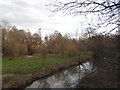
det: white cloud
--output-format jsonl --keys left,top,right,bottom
{"left": 1, "top": 0, "right": 116, "bottom": 38}
{"left": 1, "top": 0, "right": 85, "bottom": 37}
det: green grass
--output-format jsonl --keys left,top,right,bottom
{"left": 2, "top": 56, "right": 70, "bottom": 74}
{"left": 0, "top": 58, "right": 2, "bottom": 74}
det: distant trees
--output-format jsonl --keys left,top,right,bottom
{"left": 65, "top": 41, "right": 78, "bottom": 57}
{"left": 42, "top": 31, "right": 79, "bottom": 57}
{"left": 50, "top": 0, "right": 119, "bottom": 59}
{"left": 2, "top": 27, "right": 28, "bottom": 57}
{"left": 1, "top": 21, "right": 118, "bottom": 60}
{"left": 1, "top": 22, "right": 79, "bottom": 58}
{"left": 82, "top": 34, "right": 117, "bottom": 59}
{"left": 1, "top": 21, "right": 41, "bottom": 57}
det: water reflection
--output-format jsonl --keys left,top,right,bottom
{"left": 26, "top": 61, "right": 95, "bottom": 89}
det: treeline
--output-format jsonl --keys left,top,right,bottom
{"left": 87, "top": 35, "right": 118, "bottom": 58}
{"left": 1, "top": 23, "right": 118, "bottom": 59}
{"left": 1, "top": 26, "right": 79, "bottom": 57}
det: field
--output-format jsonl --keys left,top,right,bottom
{"left": 2, "top": 56, "right": 70, "bottom": 74}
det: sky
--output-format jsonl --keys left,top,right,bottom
{"left": 1, "top": 0, "right": 84, "bottom": 37}
{"left": 0, "top": 0, "right": 117, "bottom": 38}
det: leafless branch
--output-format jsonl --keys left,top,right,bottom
{"left": 50, "top": 0, "right": 119, "bottom": 35}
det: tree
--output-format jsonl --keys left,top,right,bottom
{"left": 1, "top": 20, "right": 12, "bottom": 30}
{"left": 51, "top": 0, "right": 119, "bottom": 34}
{"left": 50, "top": 0, "right": 120, "bottom": 58}
{"left": 65, "top": 39, "right": 78, "bottom": 57}
{"left": 40, "top": 44, "right": 48, "bottom": 65}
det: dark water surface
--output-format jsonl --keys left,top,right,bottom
{"left": 25, "top": 60, "right": 96, "bottom": 89}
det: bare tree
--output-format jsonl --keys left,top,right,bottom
{"left": 50, "top": 0, "right": 119, "bottom": 34}
{"left": 50, "top": 0, "right": 120, "bottom": 58}
{"left": 40, "top": 45, "right": 47, "bottom": 65}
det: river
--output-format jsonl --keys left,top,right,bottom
{"left": 25, "top": 60, "right": 96, "bottom": 89}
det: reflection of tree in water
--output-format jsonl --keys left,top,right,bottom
{"left": 54, "top": 71, "right": 65, "bottom": 81}
{"left": 62, "top": 71, "right": 71, "bottom": 87}
{"left": 67, "top": 67, "right": 79, "bottom": 74}
{"left": 80, "top": 61, "right": 95, "bottom": 72}
{"left": 77, "top": 65, "right": 86, "bottom": 80}
{"left": 46, "top": 75, "right": 60, "bottom": 88}
{"left": 77, "top": 65, "right": 81, "bottom": 81}
{"left": 37, "top": 79, "right": 51, "bottom": 88}
{"left": 26, "top": 61, "right": 95, "bottom": 88}
{"left": 48, "top": 73, "right": 66, "bottom": 87}
{"left": 62, "top": 68, "right": 81, "bottom": 88}
{"left": 77, "top": 61, "right": 95, "bottom": 81}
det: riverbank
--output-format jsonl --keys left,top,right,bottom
{"left": 2, "top": 53, "right": 93, "bottom": 88}
{"left": 76, "top": 57, "right": 118, "bottom": 88}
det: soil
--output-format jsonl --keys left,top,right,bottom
{"left": 1, "top": 74, "right": 15, "bottom": 78}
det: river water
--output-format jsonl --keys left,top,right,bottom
{"left": 25, "top": 60, "right": 96, "bottom": 89}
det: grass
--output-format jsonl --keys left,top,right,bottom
{"left": 2, "top": 53, "right": 94, "bottom": 88}
{"left": 2, "top": 55, "right": 70, "bottom": 74}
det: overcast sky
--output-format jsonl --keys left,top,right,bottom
{"left": 1, "top": 0, "right": 117, "bottom": 38}
{"left": 1, "top": 0, "right": 94, "bottom": 37}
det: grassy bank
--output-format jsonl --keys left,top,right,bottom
{"left": 2, "top": 56, "right": 70, "bottom": 74}
{"left": 2, "top": 55, "right": 73, "bottom": 88}
{"left": 2, "top": 52, "right": 93, "bottom": 88}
